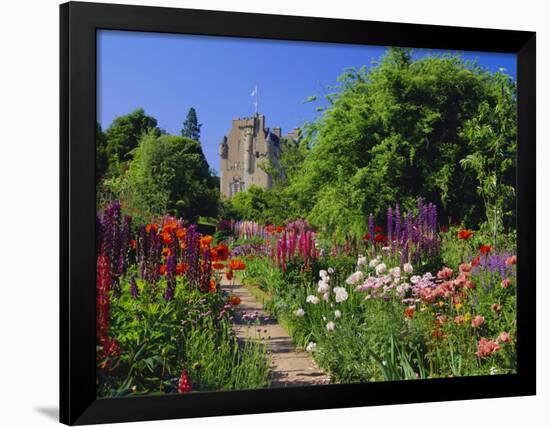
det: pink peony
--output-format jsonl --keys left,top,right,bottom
{"left": 492, "top": 303, "right": 503, "bottom": 313}
{"left": 437, "top": 267, "right": 453, "bottom": 280}
{"left": 505, "top": 255, "right": 517, "bottom": 266}
{"left": 496, "top": 331, "right": 512, "bottom": 343}
{"left": 475, "top": 338, "right": 500, "bottom": 358}
{"left": 471, "top": 315, "right": 485, "bottom": 328}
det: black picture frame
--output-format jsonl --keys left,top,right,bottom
{"left": 60, "top": 1, "right": 536, "bottom": 425}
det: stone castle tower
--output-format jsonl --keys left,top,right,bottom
{"left": 218, "top": 113, "right": 283, "bottom": 198}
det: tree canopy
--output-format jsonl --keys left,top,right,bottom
{"left": 110, "top": 132, "right": 218, "bottom": 223}
{"left": 181, "top": 107, "right": 202, "bottom": 141}
{"left": 231, "top": 48, "right": 517, "bottom": 240}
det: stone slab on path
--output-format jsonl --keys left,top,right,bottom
{"left": 221, "top": 277, "right": 329, "bottom": 388}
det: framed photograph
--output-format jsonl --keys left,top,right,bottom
{"left": 60, "top": 1, "right": 536, "bottom": 425}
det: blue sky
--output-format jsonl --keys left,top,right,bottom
{"left": 97, "top": 30, "right": 516, "bottom": 174}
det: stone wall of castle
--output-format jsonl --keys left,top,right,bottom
{"left": 219, "top": 114, "right": 282, "bottom": 198}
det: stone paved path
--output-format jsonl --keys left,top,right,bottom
{"left": 220, "top": 277, "right": 329, "bottom": 387}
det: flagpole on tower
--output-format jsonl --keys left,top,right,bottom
{"left": 251, "top": 85, "right": 258, "bottom": 115}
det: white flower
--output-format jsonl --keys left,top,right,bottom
{"left": 306, "top": 342, "right": 317, "bottom": 352}
{"left": 317, "top": 280, "right": 330, "bottom": 294}
{"left": 375, "top": 263, "right": 387, "bottom": 276}
{"left": 333, "top": 286, "right": 349, "bottom": 303}
{"left": 410, "top": 275, "right": 420, "bottom": 284}
{"left": 357, "top": 255, "right": 367, "bottom": 267}
{"left": 489, "top": 366, "right": 498, "bottom": 375}
{"left": 345, "top": 271, "right": 364, "bottom": 285}
{"left": 322, "top": 292, "right": 330, "bottom": 302}
{"left": 334, "top": 310, "right": 342, "bottom": 319}
{"left": 382, "top": 246, "right": 391, "bottom": 252}
{"left": 322, "top": 275, "right": 330, "bottom": 283}
{"left": 389, "top": 266, "right": 401, "bottom": 278}
{"left": 326, "top": 321, "right": 336, "bottom": 331}
{"left": 369, "top": 258, "right": 381, "bottom": 268}
{"left": 306, "top": 295, "right": 320, "bottom": 304}
{"left": 403, "top": 263, "right": 413, "bottom": 274}
{"left": 319, "top": 270, "right": 328, "bottom": 278}
{"left": 294, "top": 308, "right": 305, "bottom": 317}
{"left": 328, "top": 267, "right": 335, "bottom": 274}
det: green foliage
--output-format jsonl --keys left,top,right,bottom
{"left": 102, "top": 108, "right": 161, "bottom": 177}
{"left": 269, "top": 48, "right": 517, "bottom": 240}
{"left": 181, "top": 107, "right": 202, "bottom": 141}
{"left": 98, "top": 274, "right": 270, "bottom": 396}
{"left": 107, "top": 132, "right": 219, "bottom": 222}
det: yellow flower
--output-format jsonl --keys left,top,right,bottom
{"left": 464, "top": 313, "right": 471, "bottom": 321}
{"left": 454, "top": 303, "right": 463, "bottom": 310}
{"left": 438, "top": 301, "right": 445, "bottom": 307}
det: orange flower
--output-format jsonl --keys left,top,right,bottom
{"left": 225, "top": 270, "right": 234, "bottom": 281}
{"left": 275, "top": 225, "right": 284, "bottom": 233}
{"left": 130, "top": 239, "right": 137, "bottom": 249}
{"left": 146, "top": 223, "right": 159, "bottom": 233}
{"left": 163, "top": 219, "right": 178, "bottom": 232}
{"left": 159, "top": 264, "right": 167, "bottom": 275}
{"left": 229, "top": 259, "right": 246, "bottom": 270}
{"left": 404, "top": 305, "right": 416, "bottom": 318}
{"left": 457, "top": 229, "right": 474, "bottom": 240}
{"left": 210, "top": 243, "right": 229, "bottom": 262}
{"left": 176, "top": 263, "right": 188, "bottom": 275}
{"left": 176, "top": 228, "right": 186, "bottom": 240}
{"left": 209, "top": 279, "right": 217, "bottom": 293}
{"left": 265, "top": 225, "right": 275, "bottom": 234}
{"left": 161, "top": 231, "right": 172, "bottom": 245}
{"left": 229, "top": 295, "right": 241, "bottom": 305}
{"left": 479, "top": 244, "right": 492, "bottom": 255}
{"left": 212, "top": 262, "right": 225, "bottom": 270}
{"left": 505, "top": 255, "right": 517, "bottom": 266}
{"left": 162, "top": 247, "right": 171, "bottom": 257}
{"left": 200, "top": 235, "right": 213, "bottom": 250}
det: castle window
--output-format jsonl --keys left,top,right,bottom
{"left": 229, "top": 179, "right": 244, "bottom": 197}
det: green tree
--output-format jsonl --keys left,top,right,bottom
{"left": 113, "top": 132, "right": 218, "bottom": 222}
{"left": 282, "top": 48, "right": 516, "bottom": 239}
{"left": 104, "top": 108, "right": 160, "bottom": 175}
{"left": 96, "top": 122, "right": 108, "bottom": 180}
{"left": 181, "top": 107, "right": 202, "bottom": 141}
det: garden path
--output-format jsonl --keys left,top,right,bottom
{"left": 220, "top": 276, "right": 329, "bottom": 388}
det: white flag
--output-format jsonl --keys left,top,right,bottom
{"left": 250, "top": 86, "right": 257, "bottom": 97}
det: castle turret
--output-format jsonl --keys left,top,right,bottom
{"left": 219, "top": 114, "right": 282, "bottom": 198}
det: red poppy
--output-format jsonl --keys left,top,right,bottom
{"left": 229, "top": 259, "right": 246, "bottom": 270}
{"left": 471, "top": 256, "right": 481, "bottom": 267}
{"left": 363, "top": 233, "right": 371, "bottom": 241}
{"left": 176, "top": 263, "right": 188, "bottom": 275}
{"left": 159, "top": 264, "right": 167, "bottom": 275}
{"left": 374, "top": 234, "right": 388, "bottom": 244}
{"left": 229, "top": 295, "right": 241, "bottom": 305}
{"left": 374, "top": 226, "right": 383, "bottom": 233}
{"left": 457, "top": 229, "right": 474, "bottom": 240}
{"left": 225, "top": 270, "right": 234, "bottom": 281}
{"left": 275, "top": 225, "right": 284, "bottom": 233}
{"left": 479, "top": 244, "right": 492, "bottom": 255}
{"left": 130, "top": 239, "right": 137, "bottom": 249}
{"left": 212, "top": 262, "right": 225, "bottom": 270}
{"left": 210, "top": 244, "right": 230, "bottom": 262}
{"left": 265, "top": 225, "right": 275, "bottom": 234}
